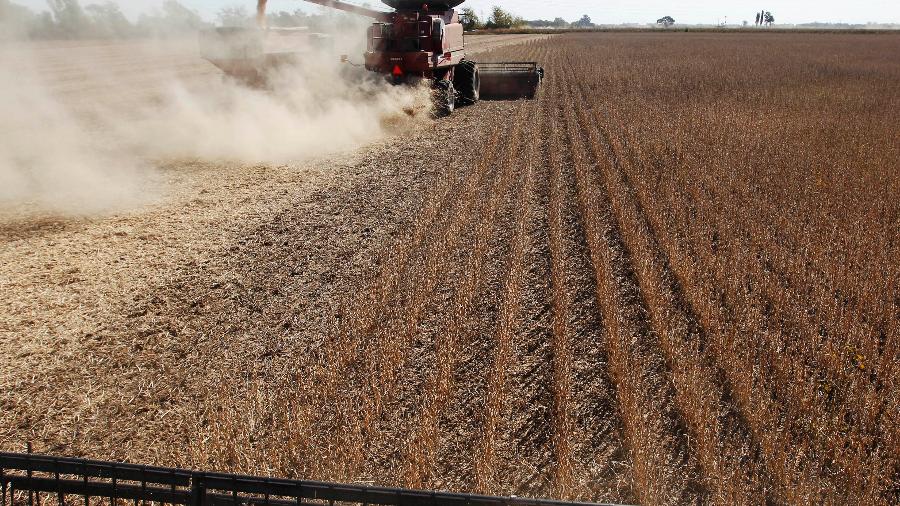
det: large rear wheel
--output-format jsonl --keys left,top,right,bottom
{"left": 454, "top": 59, "right": 480, "bottom": 105}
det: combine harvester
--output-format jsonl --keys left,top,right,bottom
{"left": 203, "top": 0, "right": 544, "bottom": 115}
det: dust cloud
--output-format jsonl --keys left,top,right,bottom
{"left": 0, "top": 27, "right": 431, "bottom": 217}
{"left": 121, "top": 54, "right": 431, "bottom": 163}
{"left": 0, "top": 48, "right": 150, "bottom": 215}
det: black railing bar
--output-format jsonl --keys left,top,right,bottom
{"left": 4, "top": 474, "right": 601, "bottom": 506}
{"left": 211, "top": 475, "right": 604, "bottom": 506}
{"left": 0, "top": 453, "right": 191, "bottom": 479}
{"left": 0, "top": 455, "right": 191, "bottom": 486}
{"left": 2, "top": 454, "right": 621, "bottom": 506}
{"left": 5, "top": 476, "right": 191, "bottom": 505}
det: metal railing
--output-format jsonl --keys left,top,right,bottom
{"left": 1, "top": 453, "right": 618, "bottom": 506}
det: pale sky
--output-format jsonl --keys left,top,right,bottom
{"left": 14, "top": 0, "right": 900, "bottom": 25}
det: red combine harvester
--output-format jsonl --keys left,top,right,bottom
{"left": 256, "top": 0, "right": 544, "bottom": 115}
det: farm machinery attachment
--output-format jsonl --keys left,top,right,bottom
{"left": 200, "top": 27, "right": 333, "bottom": 86}
{"left": 203, "top": 0, "right": 544, "bottom": 115}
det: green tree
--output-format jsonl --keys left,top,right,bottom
{"left": 552, "top": 17, "right": 568, "bottom": 28}
{"left": 486, "top": 6, "right": 524, "bottom": 29}
{"left": 656, "top": 15, "right": 675, "bottom": 27}
{"left": 460, "top": 7, "right": 481, "bottom": 30}
{"left": 572, "top": 14, "right": 594, "bottom": 28}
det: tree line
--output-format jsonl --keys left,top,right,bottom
{"left": 0, "top": 0, "right": 367, "bottom": 39}
{"left": 1, "top": 1, "right": 789, "bottom": 41}
{"left": 460, "top": 6, "right": 596, "bottom": 30}
{"left": 1, "top": 1, "right": 569, "bottom": 39}
{"left": 1, "top": 0, "right": 209, "bottom": 39}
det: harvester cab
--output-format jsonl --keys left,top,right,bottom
{"left": 258, "top": 0, "right": 544, "bottom": 115}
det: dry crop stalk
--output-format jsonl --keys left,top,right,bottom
{"left": 327, "top": 122, "right": 508, "bottom": 479}
{"left": 567, "top": 77, "right": 773, "bottom": 502}
{"left": 545, "top": 84, "right": 576, "bottom": 499}
{"left": 403, "top": 106, "right": 531, "bottom": 489}
{"left": 472, "top": 104, "right": 534, "bottom": 493}
{"left": 559, "top": 63, "right": 701, "bottom": 506}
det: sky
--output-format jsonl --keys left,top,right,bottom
{"left": 14, "top": 0, "right": 900, "bottom": 25}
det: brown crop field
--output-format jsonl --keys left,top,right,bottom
{"left": 2, "top": 32, "right": 898, "bottom": 505}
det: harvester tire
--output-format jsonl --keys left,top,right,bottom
{"left": 433, "top": 80, "right": 456, "bottom": 117}
{"left": 454, "top": 59, "right": 480, "bottom": 105}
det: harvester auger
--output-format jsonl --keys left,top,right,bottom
{"left": 257, "top": 0, "right": 544, "bottom": 115}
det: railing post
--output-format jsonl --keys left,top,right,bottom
{"left": 25, "top": 443, "right": 33, "bottom": 506}
{"left": 53, "top": 457, "right": 63, "bottom": 506}
{"left": 191, "top": 473, "right": 206, "bottom": 506}
{"left": 82, "top": 462, "right": 89, "bottom": 506}
{"left": 140, "top": 466, "right": 147, "bottom": 506}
